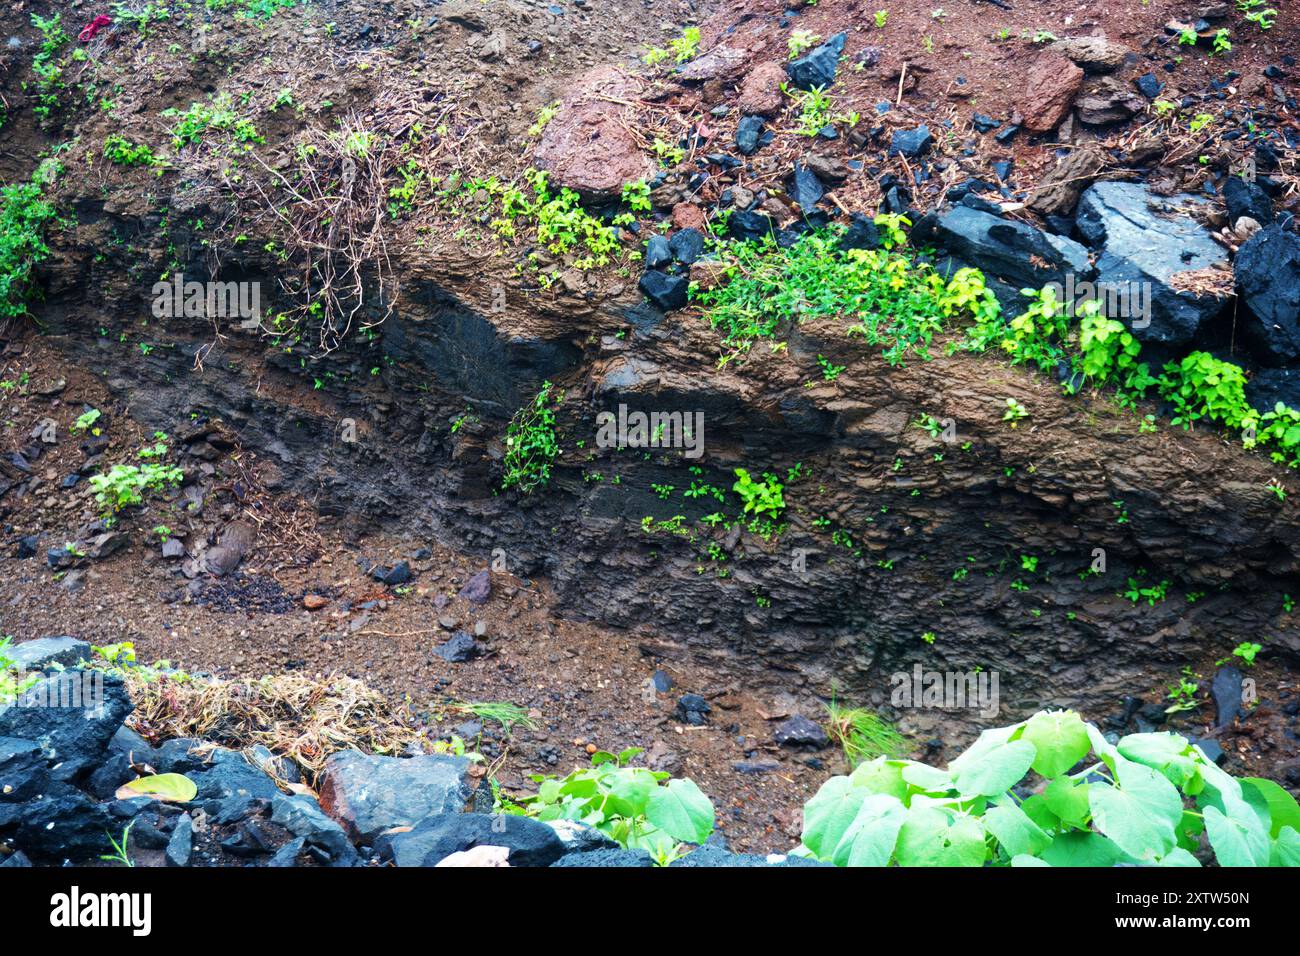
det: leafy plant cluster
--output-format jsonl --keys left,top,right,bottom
{"left": 968, "top": 287, "right": 1300, "bottom": 467}
{"left": 502, "top": 381, "right": 562, "bottom": 494}
{"left": 27, "top": 13, "right": 70, "bottom": 122}
{"left": 165, "top": 94, "right": 265, "bottom": 150}
{"left": 503, "top": 746, "right": 715, "bottom": 864}
{"left": 103, "top": 134, "right": 161, "bottom": 169}
{"left": 800, "top": 709, "right": 1300, "bottom": 866}
{"left": 206, "top": 0, "right": 301, "bottom": 18}
{"left": 0, "top": 180, "right": 58, "bottom": 320}
{"left": 692, "top": 224, "right": 999, "bottom": 367}
{"left": 89, "top": 437, "right": 184, "bottom": 521}
{"left": 460, "top": 168, "right": 627, "bottom": 280}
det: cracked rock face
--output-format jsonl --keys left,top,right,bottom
{"left": 1075, "top": 182, "right": 1229, "bottom": 347}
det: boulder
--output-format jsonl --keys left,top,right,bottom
{"left": 0, "top": 736, "right": 49, "bottom": 803}
{"left": 431, "top": 631, "right": 486, "bottom": 663}
{"left": 668, "top": 845, "right": 831, "bottom": 867}
{"left": 786, "top": 33, "right": 847, "bottom": 91}
{"left": 787, "top": 163, "right": 824, "bottom": 214}
{"left": 188, "top": 748, "right": 281, "bottom": 802}
{"left": 13, "top": 792, "right": 116, "bottom": 863}
{"left": 534, "top": 66, "right": 655, "bottom": 202}
{"left": 889, "top": 125, "right": 933, "bottom": 158}
{"left": 674, "top": 44, "right": 751, "bottom": 83}
{"left": 735, "top": 114, "right": 764, "bottom": 155}
{"left": 318, "top": 750, "right": 474, "bottom": 844}
{"left": 2, "top": 636, "right": 90, "bottom": 670}
{"left": 1245, "top": 366, "right": 1300, "bottom": 415}
{"left": 458, "top": 569, "right": 492, "bottom": 605}
{"left": 1019, "top": 54, "right": 1084, "bottom": 133}
{"left": 1235, "top": 224, "right": 1300, "bottom": 365}
{"left": 1224, "top": 177, "right": 1274, "bottom": 227}
{"left": 0, "top": 670, "right": 132, "bottom": 781}
{"left": 639, "top": 270, "right": 690, "bottom": 311}
{"left": 1075, "top": 182, "right": 1229, "bottom": 346}
{"left": 545, "top": 818, "right": 620, "bottom": 853}
{"left": 674, "top": 693, "right": 711, "bottom": 726}
{"left": 165, "top": 813, "right": 193, "bottom": 867}
{"left": 726, "top": 210, "right": 776, "bottom": 243}
{"left": 737, "top": 61, "right": 786, "bottom": 116}
{"left": 376, "top": 812, "right": 566, "bottom": 867}
{"left": 669, "top": 227, "right": 706, "bottom": 264}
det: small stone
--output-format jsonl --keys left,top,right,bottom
{"left": 458, "top": 569, "right": 492, "bottom": 605}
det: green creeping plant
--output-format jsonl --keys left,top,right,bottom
{"left": 798, "top": 709, "right": 1300, "bottom": 867}
{"left": 501, "top": 381, "right": 561, "bottom": 494}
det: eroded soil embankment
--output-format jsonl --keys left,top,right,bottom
{"left": 26, "top": 251, "right": 1300, "bottom": 744}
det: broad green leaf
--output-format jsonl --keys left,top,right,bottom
{"left": 832, "top": 793, "right": 907, "bottom": 867}
{"left": 951, "top": 737, "right": 1036, "bottom": 797}
{"left": 1087, "top": 759, "right": 1183, "bottom": 861}
{"left": 1117, "top": 732, "right": 1199, "bottom": 789}
{"left": 1204, "top": 799, "right": 1270, "bottom": 867}
{"left": 900, "top": 761, "right": 953, "bottom": 793}
{"left": 1022, "top": 710, "right": 1090, "bottom": 778}
{"left": 1241, "top": 777, "right": 1300, "bottom": 839}
{"left": 1010, "top": 854, "right": 1050, "bottom": 867}
{"left": 1155, "top": 847, "right": 1201, "bottom": 867}
{"left": 848, "top": 757, "right": 908, "bottom": 799}
{"left": 116, "top": 773, "right": 197, "bottom": 803}
{"left": 645, "top": 778, "right": 715, "bottom": 845}
{"left": 1039, "top": 831, "right": 1125, "bottom": 867}
{"left": 1271, "top": 826, "right": 1300, "bottom": 867}
{"left": 984, "top": 803, "right": 1051, "bottom": 858}
{"left": 802, "top": 776, "right": 869, "bottom": 859}
{"left": 1043, "top": 776, "right": 1091, "bottom": 827}
{"left": 895, "top": 806, "right": 987, "bottom": 867}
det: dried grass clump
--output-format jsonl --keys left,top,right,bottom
{"left": 119, "top": 670, "right": 424, "bottom": 781}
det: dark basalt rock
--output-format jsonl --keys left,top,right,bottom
{"left": 0, "top": 671, "right": 132, "bottom": 782}
{"left": 1236, "top": 224, "right": 1300, "bottom": 365}
{"left": 377, "top": 812, "right": 566, "bottom": 867}
{"left": 1074, "top": 182, "right": 1228, "bottom": 347}
{"left": 786, "top": 32, "right": 847, "bottom": 92}
{"left": 638, "top": 270, "right": 690, "bottom": 311}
